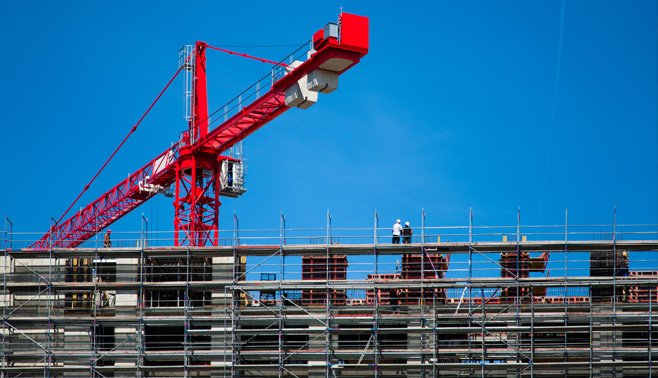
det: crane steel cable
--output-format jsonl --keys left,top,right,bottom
{"left": 53, "top": 65, "right": 185, "bottom": 227}
{"left": 216, "top": 44, "right": 300, "bottom": 48}
{"left": 205, "top": 44, "right": 290, "bottom": 67}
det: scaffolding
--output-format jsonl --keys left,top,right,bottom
{"left": 1, "top": 216, "right": 658, "bottom": 377}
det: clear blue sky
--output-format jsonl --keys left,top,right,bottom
{"left": 0, "top": 1, "right": 656, "bottom": 245}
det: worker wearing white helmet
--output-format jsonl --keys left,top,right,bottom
{"left": 402, "top": 221, "right": 413, "bottom": 244}
{"left": 392, "top": 219, "right": 403, "bottom": 244}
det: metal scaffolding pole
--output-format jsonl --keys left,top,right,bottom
{"left": 480, "top": 288, "right": 485, "bottom": 378}
{"left": 278, "top": 212, "right": 285, "bottom": 378}
{"left": 531, "top": 285, "right": 535, "bottom": 378}
{"left": 589, "top": 293, "right": 593, "bottom": 378}
{"left": 373, "top": 210, "right": 380, "bottom": 378}
{"left": 650, "top": 289, "right": 653, "bottom": 378}
{"left": 45, "top": 218, "right": 56, "bottom": 378}
{"left": 612, "top": 206, "right": 618, "bottom": 371}
{"left": 325, "top": 209, "right": 331, "bottom": 378}
{"left": 231, "top": 214, "right": 240, "bottom": 378}
{"left": 432, "top": 289, "right": 437, "bottom": 378}
{"left": 419, "top": 208, "right": 426, "bottom": 378}
{"left": 90, "top": 247, "right": 99, "bottom": 377}
{"left": 515, "top": 207, "right": 522, "bottom": 375}
{"left": 223, "top": 285, "right": 229, "bottom": 378}
{"left": 468, "top": 207, "right": 474, "bottom": 362}
{"left": 564, "top": 208, "right": 569, "bottom": 377}
{"left": 184, "top": 247, "right": 191, "bottom": 378}
{"left": 1, "top": 218, "right": 8, "bottom": 377}
{"left": 137, "top": 240, "right": 145, "bottom": 377}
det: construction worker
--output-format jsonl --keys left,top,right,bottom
{"left": 104, "top": 230, "right": 112, "bottom": 248}
{"left": 402, "top": 221, "right": 413, "bottom": 244}
{"left": 94, "top": 275, "right": 106, "bottom": 307}
{"left": 619, "top": 250, "right": 629, "bottom": 302}
{"left": 618, "top": 250, "right": 629, "bottom": 277}
{"left": 392, "top": 219, "right": 403, "bottom": 244}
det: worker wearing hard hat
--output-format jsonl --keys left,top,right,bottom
{"left": 104, "top": 230, "right": 112, "bottom": 248}
{"left": 392, "top": 219, "right": 403, "bottom": 244}
{"left": 618, "top": 250, "right": 629, "bottom": 277}
{"left": 402, "top": 221, "right": 413, "bottom": 244}
{"left": 619, "top": 250, "right": 630, "bottom": 302}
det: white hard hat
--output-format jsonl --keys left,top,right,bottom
{"left": 396, "top": 219, "right": 401, "bottom": 223}
{"left": 405, "top": 221, "right": 410, "bottom": 226}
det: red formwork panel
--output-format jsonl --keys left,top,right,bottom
{"left": 302, "top": 255, "right": 348, "bottom": 306}
{"left": 397, "top": 288, "right": 446, "bottom": 305}
{"left": 366, "top": 290, "right": 393, "bottom": 306}
{"left": 367, "top": 273, "right": 401, "bottom": 280}
{"left": 301, "top": 289, "right": 346, "bottom": 306}
{"left": 629, "top": 289, "right": 658, "bottom": 303}
{"left": 500, "top": 252, "right": 548, "bottom": 279}
{"left": 398, "top": 253, "right": 449, "bottom": 304}
{"left": 401, "top": 253, "right": 450, "bottom": 280}
{"left": 302, "top": 255, "right": 348, "bottom": 280}
{"left": 627, "top": 271, "right": 658, "bottom": 303}
{"left": 366, "top": 273, "right": 401, "bottom": 306}
{"left": 499, "top": 251, "right": 549, "bottom": 302}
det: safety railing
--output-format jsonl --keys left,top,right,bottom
{"left": 4, "top": 220, "right": 657, "bottom": 250}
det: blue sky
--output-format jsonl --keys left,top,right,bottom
{"left": 0, "top": 1, "right": 656, "bottom": 246}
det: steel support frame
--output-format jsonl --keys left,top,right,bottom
{"left": 174, "top": 150, "right": 220, "bottom": 247}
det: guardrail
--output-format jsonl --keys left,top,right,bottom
{"left": 3, "top": 221, "right": 657, "bottom": 250}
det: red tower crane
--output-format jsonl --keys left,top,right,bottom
{"left": 31, "top": 12, "right": 369, "bottom": 249}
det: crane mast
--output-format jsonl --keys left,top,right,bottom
{"left": 174, "top": 41, "right": 219, "bottom": 246}
{"left": 31, "top": 12, "right": 369, "bottom": 249}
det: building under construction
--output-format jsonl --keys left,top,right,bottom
{"left": 2, "top": 10, "right": 657, "bottom": 378}
{"left": 1, "top": 221, "right": 658, "bottom": 377}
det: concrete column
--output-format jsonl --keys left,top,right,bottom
{"left": 115, "top": 258, "right": 138, "bottom": 317}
